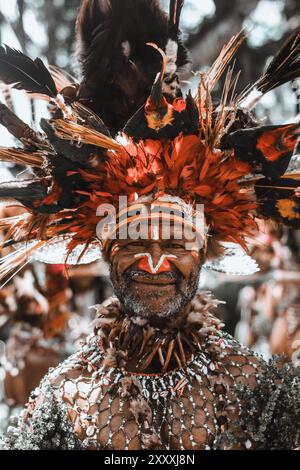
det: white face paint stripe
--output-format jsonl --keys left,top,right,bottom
{"left": 111, "top": 244, "right": 120, "bottom": 257}
{"left": 134, "top": 253, "right": 177, "bottom": 274}
{"left": 152, "top": 225, "right": 159, "bottom": 241}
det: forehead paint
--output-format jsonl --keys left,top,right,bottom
{"left": 134, "top": 253, "right": 177, "bottom": 274}
{"left": 152, "top": 224, "right": 159, "bottom": 241}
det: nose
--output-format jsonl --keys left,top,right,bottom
{"left": 149, "top": 242, "right": 164, "bottom": 267}
{"left": 135, "top": 243, "right": 176, "bottom": 274}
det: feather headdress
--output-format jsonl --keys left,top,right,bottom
{"left": 0, "top": 0, "right": 300, "bottom": 282}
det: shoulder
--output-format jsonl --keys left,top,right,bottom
{"left": 46, "top": 334, "right": 100, "bottom": 389}
{"left": 216, "top": 332, "right": 264, "bottom": 389}
{"left": 220, "top": 357, "right": 300, "bottom": 450}
{"left": 0, "top": 339, "right": 97, "bottom": 450}
{"left": 1, "top": 374, "right": 81, "bottom": 450}
{"left": 192, "top": 292, "right": 264, "bottom": 388}
{"left": 208, "top": 333, "right": 265, "bottom": 450}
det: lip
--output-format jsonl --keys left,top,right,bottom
{"left": 130, "top": 276, "right": 176, "bottom": 286}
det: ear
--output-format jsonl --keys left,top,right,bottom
{"left": 205, "top": 238, "right": 224, "bottom": 261}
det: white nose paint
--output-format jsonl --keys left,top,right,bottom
{"left": 134, "top": 253, "right": 177, "bottom": 274}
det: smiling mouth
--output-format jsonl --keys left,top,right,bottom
{"left": 128, "top": 271, "right": 177, "bottom": 286}
{"left": 132, "top": 277, "right": 176, "bottom": 286}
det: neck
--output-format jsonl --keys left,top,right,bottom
{"left": 122, "top": 303, "right": 191, "bottom": 330}
{"left": 91, "top": 292, "right": 225, "bottom": 374}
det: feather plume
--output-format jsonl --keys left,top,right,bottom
{"left": 223, "top": 123, "right": 300, "bottom": 178}
{"left": 0, "top": 212, "right": 32, "bottom": 249}
{"left": 0, "top": 45, "right": 57, "bottom": 97}
{"left": 41, "top": 117, "right": 99, "bottom": 165}
{"left": 256, "top": 27, "right": 300, "bottom": 95}
{"left": 21, "top": 66, "right": 78, "bottom": 103}
{"left": 48, "top": 65, "right": 77, "bottom": 92}
{"left": 0, "top": 213, "right": 30, "bottom": 231}
{"left": 0, "top": 241, "right": 48, "bottom": 286}
{"left": 0, "top": 102, "right": 49, "bottom": 149}
{"left": 196, "top": 32, "right": 245, "bottom": 147}
{"left": 169, "top": 0, "right": 184, "bottom": 35}
{"left": 197, "top": 31, "right": 245, "bottom": 98}
{"left": 239, "top": 28, "right": 300, "bottom": 109}
{"left": 210, "top": 66, "right": 240, "bottom": 148}
{"left": 0, "top": 147, "right": 45, "bottom": 167}
{"left": 0, "top": 47, "right": 75, "bottom": 121}
{"left": 255, "top": 177, "right": 300, "bottom": 228}
{"left": 0, "top": 179, "right": 48, "bottom": 205}
{"left": 71, "top": 102, "right": 111, "bottom": 136}
{"left": 50, "top": 119, "right": 122, "bottom": 151}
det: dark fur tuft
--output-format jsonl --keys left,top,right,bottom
{"left": 76, "top": 0, "right": 188, "bottom": 134}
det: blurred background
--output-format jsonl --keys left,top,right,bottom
{"left": 0, "top": 0, "right": 300, "bottom": 432}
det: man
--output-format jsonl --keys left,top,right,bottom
{"left": 2, "top": 212, "right": 262, "bottom": 450}
{"left": 0, "top": 0, "right": 300, "bottom": 450}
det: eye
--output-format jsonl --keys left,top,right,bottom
{"left": 121, "top": 241, "right": 146, "bottom": 251}
{"left": 166, "top": 242, "right": 185, "bottom": 249}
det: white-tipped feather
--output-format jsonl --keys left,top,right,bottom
{"left": 165, "top": 39, "right": 178, "bottom": 75}
{"left": 239, "top": 88, "right": 263, "bottom": 111}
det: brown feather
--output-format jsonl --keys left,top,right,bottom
{"left": 140, "top": 339, "right": 163, "bottom": 370}
{"left": 51, "top": 119, "right": 122, "bottom": 151}
{"left": 0, "top": 147, "right": 45, "bottom": 167}
{"left": 257, "top": 27, "right": 300, "bottom": 94}
{"left": 162, "top": 339, "right": 175, "bottom": 373}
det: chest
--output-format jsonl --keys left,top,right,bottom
{"left": 56, "top": 366, "right": 241, "bottom": 450}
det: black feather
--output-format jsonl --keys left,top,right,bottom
{"left": 0, "top": 102, "right": 47, "bottom": 149}
{"left": 256, "top": 27, "right": 300, "bottom": 94}
{"left": 40, "top": 153, "right": 89, "bottom": 214}
{"left": 222, "top": 124, "right": 300, "bottom": 178}
{"left": 40, "top": 117, "right": 108, "bottom": 167}
{"left": 0, "top": 45, "right": 57, "bottom": 97}
{"left": 169, "top": 0, "right": 184, "bottom": 36}
{"left": 255, "top": 177, "right": 300, "bottom": 229}
{"left": 0, "top": 179, "right": 48, "bottom": 204}
{"left": 72, "top": 102, "right": 111, "bottom": 136}
{"left": 0, "top": 166, "right": 87, "bottom": 214}
{"left": 123, "top": 91, "right": 199, "bottom": 140}
{"left": 76, "top": 0, "right": 188, "bottom": 134}
{"left": 40, "top": 118, "right": 94, "bottom": 165}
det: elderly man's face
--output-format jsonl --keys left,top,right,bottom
{"left": 109, "top": 228, "right": 203, "bottom": 320}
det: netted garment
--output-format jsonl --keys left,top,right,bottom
{"left": 2, "top": 331, "right": 261, "bottom": 450}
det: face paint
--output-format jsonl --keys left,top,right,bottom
{"left": 109, "top": 232, "right": 204, "bottom": 320}
{"left": 134, "top": 253, "right": 177, "bottom": 274}
{"left": 152, "top": 224, "right": 160, "bottom": 241}
{"left": 111, "top": 243, "right": 120, "bottom": 258}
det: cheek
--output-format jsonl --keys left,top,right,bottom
{"left": 111, "top": 252, "right": 137, "bottom": 278}
{"left": 172, "top": 251, "right": 201, "bottom": 279}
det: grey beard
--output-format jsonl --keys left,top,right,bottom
{"left": 119, "top": 287, "right": 185, "bottom": 319}
{"left": 111, "top": 270, "right": 200, "bottom": 320}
